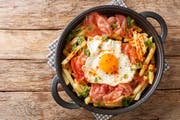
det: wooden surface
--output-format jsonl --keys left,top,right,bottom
{"left": 0, "top": 0, "right": 179, "bottom": 120}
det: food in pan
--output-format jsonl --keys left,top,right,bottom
{"left": 61, "top": 12, "right": 156, "bottom": 108}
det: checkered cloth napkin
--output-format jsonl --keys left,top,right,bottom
{"left": 47, "top": 0, "right": 169, "bottom": 120}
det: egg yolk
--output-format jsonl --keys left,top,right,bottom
{"left": 99, "top": 53, "right": 119, "bottom": 74}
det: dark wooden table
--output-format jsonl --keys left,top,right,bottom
{"left": 0, "top": 0, "right": 179, "bottom": 120}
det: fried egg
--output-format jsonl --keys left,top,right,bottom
{"left": 83, "top": 36, "right": 136, "bottom": 86}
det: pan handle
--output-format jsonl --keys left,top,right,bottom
{"left": 140, "top": 11, "right": 168, "bottom": 43}
{"left": 51, "top": 75, "right": 80, "bottom": 109}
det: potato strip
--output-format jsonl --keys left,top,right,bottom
{"left": 148, "top": 64, "right": 155, "bottom": 84}
{"left": 62, "top": 68, "right": 74, "bottom": 85}
{"left": 63, "top": 36, "right": 86, "bottom": 57}
{"left": 62, "top": 70, "right": 70, "bottom": 85}
{"left": 133, "top": 76, "right": 148, "bottom": 100}
{"left": 134, "top": 82, "right": 148, "bottom": 100}
{"left": 133, "top": 31, "right": 144, "bottom": 62}
{"left": 84, "top": 96, "right": 92, "bottom": 105}
{"left": 67, "top": 37, "right": 79, "bottom": 47}
{"left": 138, "top": 33, "right": 148, "bottom": 55}
{"left": 61, "top": 40, "right": 87, "bottom": 65}
{"left": 139, "top": 43, "right": 156, "bottom": 76}
{"left": 62, "top": 68, "right": 83, "bottom": 96}
{"left": 133, "top": 81, "right": 146, "bottom": 95}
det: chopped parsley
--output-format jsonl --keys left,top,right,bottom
{"left": 97, "top": 102, "right": 103, "bottom": 107}
{"left": 87, "top": 25, "right": 92, "bottom": 31}
{"left": 84, "top": 49, "right": 90, "bottom": 57}
{"left": 77, "top": 36, "right": 82, "bottom": 45}
{"left": 145, "top": 39, "right": 153, "bottom": 48}
{"left": 127, "top": 16, "right": 132, "bottom": 28}
{"left": 71, "top": 36, "right": 83, "bottom": 51}
{"left": 81, "top": 86, "right": 89, "bottom": 98}
{"left": 102, "top": 36, "right": 108, "bottom": 42}
{"left": 94, "top": 77, "right": 98, "bottom": 82}
{"left": 124, "top": 74, "right": 128, "bottom": 79}
{"left": 131, "top": 68, "right": 136, "bottom": 71}
{"left": 136, "top": 62, "right": 142, "bottom": 69}
{"left": 149, "top": 69, "right": 154, "bottom": 72}
{"left": 72, "top": 44, "right": 77, "bottom": 51}
{"left": 122, "top": 97, "right": 133, "bottom": 107}
{"left": 98, "top": 46, "right": 102, "bottom": 49}
{"left": 75, "top": 29, "right": 82, "bottom": 34}
{"left": 111, "top": 23, "right": 117, "bottom": 29}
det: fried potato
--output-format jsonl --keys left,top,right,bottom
{"left": 62, "top": 69, "right": 82, "bottom": 96}
{"left": 139, "top": 64, "right": 148, "bottom": 77}
{"left": 61, "top": 40, "right": 87, "bottom": 65}
{"left": 134, "top": 82, "right": 148, "bottom": 100}
{"left": 138, "top": 33, "right": 148, "bottom": 55}
{"left": 63, "top": 35, "right": 86, "bottom": 56}
{"left": 62, "top": 68, "right": 90, "bottom": 97}
{"left": 84, "top": 96, "right": 92, "bottom": 105}
{"left": 132, "top": 25, "right": 142, "bottom": 32}
{"left": 62, "top": 68, "right": 74, "bottom": 85}
{"left": 133, "top": 31, "right": 144, "bottom": 62}
{"left": 62, "top": 72, "right": 70, "bottom": 85}
{"left": 75, "top": 26, "right": 85, "bottom": 37}
{"left": 139, "top": 43, "right": 156, "bottom": 76}
{"left": 133, "top": 82, "right": 145, "bottom": 96}
{"left": 148, "top": 64, "right": 155, "bottom": 84}
{"left": 144, "top": 43, "right": 156, "bottom": 64}
{"left": 133, "top": 76, "right": 148, "bottom": 95}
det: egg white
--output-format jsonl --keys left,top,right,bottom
{"left": 84, "top": 36, "right": 136, "bottom": 86}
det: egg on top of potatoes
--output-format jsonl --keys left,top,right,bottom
{"left": 83, "top": 36, "right": 136, "bottom": 86}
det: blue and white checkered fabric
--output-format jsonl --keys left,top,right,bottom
{"left": 48, "top": 1, "right": 123, "bottom": 120}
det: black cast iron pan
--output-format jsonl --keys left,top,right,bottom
{"left": 51, "top": 5, "right": 167, "bottom": 115}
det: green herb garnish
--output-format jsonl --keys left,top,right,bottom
{"left": 98, "top": 46, "right": 102, "bottom": 49}
{"left": 77, "top": 36, "right": 82, "bottom": 45}
{"left": 122, "top": 97, "right": 133, "bottom": 107}
{"left": 124, "top": 74, "right": 128, "bottom": 79}
{"left": 131, "top": 68, "right": 136, "bottom": 71}
{"left": 94, "top": 77, "right": 98, "bottom": 82}
{"left": 149, "top": 69, "right": 154, "bottom": 72}
{"left": 127, "top": 16, "right": 132, "bottom": 28}
{"left": 145, "top": 39, "right": 153, "bottom": 48}
{"left": 111, "top": 23, "right": 117, "bottom": 29}
{"left": 87, "top": 25, "right": 92, "bottom": 31}
{"left": 136, "top": 62, "right": 142, "bottom": 69}
{"left": 102, "top": 36, "right": 108, "bottom": 42}
{"left": 97, "top": 102, "right": 103, "bottom": 107}
{"left": 84, "top": 49, "right": 90, "bottom": 57}
{"left": 81, "top": 86, "right": 90, "bottom": 98}
{"left": 72, "top": 44, "right": 77, "bottom": 51}
{"left": 94, "top": 77, "right": 101, "bottom": 83}
{"left": 75, "top": 29, "right": 82, "bottom": 34}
